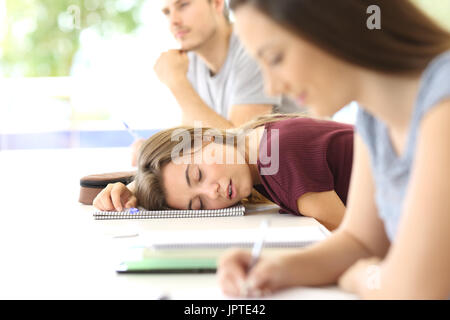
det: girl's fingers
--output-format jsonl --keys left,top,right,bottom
{"left": 217, "top": 249, "right": 252, "bottom": 296}
{"left": 217, "top": 270, "right": 242, "bottom": 296}
{"left": 111, "top": 184, "right": 127, "bottom": 211}
{"left": 125, "top": 196, "right": 137, "bottom": 209}
{"left": 217, "top": 263, "right": 248, "bottom": 297}
{"left": 103, "top": 184, "right": 118, "bottom": 210}
{"left": 93, "top": 186, "right": 108, "bottom": 210}
{"left": 99, "top": 193, "right": 114, "bottom": 211}
{"left": 246, "top": 268, "right": 271, "bottom": 296}
{"left": 93, "top": 183, "right": 124, "bottom": 211}
{"left": 245, "top": 255, "right": 287, "bottom": 296}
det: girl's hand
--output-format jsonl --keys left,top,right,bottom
{"left": 217, "top": 249, "right": 293, "bottom": 297}
{"left": 93, "top": 182, "right": 137, "bottom": 211}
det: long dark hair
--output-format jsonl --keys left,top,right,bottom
{"left": 230, "top": 0, "right": 450, "bottom": 74}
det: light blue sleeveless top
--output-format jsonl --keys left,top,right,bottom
{"left": 355, "top": 50, "right": 450, "bottom": 242}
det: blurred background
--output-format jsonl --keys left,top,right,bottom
{"left": 0, "top": 0, "right": 449, "bottom": 150}
{"left": 0, "top": 0, "right": 179, "bottom": 149}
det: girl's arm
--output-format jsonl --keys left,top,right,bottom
{"left": 282, "top": 134, "right": 391, "bottom": 287}
{"left": 296, "top": 190, "right": 346, "bottom": 231}
{"left": 218, "top": 134, "right": 390, "bottom": 295}
{"left": 353, "top": 100, "right": 450, "bottom": 299}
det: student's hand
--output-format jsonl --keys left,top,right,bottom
{"left": 93, "top": 182, "right": 137, "bottom": 211}
{"left": 154, "top": 49, "right": 189, "bottom": 89}
{"left": 130, "top": 138, "right": 146, "bottom": 167}
{"left": 217, "top": 249, "right": 292, "bottom": 297}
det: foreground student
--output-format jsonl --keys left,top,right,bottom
{"left": 93, "top": 114, "right": 354, "bottom": 231}
{"left": 216, "top": 0, "right": 450, "bottom": 299}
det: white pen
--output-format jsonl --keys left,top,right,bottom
{"left": 248, "top": 219, "right": 270, "bottom": 271}
{"left": 241, "top": 219, "right": 270, "bottom": 297}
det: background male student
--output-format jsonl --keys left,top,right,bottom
{"left": 130, "top": 0, "right": 300, "bottom": 166}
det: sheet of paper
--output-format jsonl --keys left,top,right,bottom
{"left": 136, "top": 226, "right": 328, "bottom": 248}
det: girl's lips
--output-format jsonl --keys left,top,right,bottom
{"left": 228, "top": 179, "right": 236, "bottom": 200}
{"left": 231, "top": 181, "right": 236, "bottom": 200}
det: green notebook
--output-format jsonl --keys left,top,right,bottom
{"left": 116, "top": 249, "right": 221, "bottom": 274}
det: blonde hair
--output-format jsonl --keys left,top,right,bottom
{"left": 135, "top": 113, "right": 306, "bottom": 209}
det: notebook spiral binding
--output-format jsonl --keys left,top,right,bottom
{"left": 93, "top": 205, "right": 245, "bottom": 220}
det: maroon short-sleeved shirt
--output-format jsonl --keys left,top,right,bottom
{"left": 254, "top": 117, "right": 354, "bottom": 215}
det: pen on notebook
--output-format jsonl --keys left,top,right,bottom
{"left": 248, "top": 219, "right": 270, "bottom": 271}
{"left": 122, "top": 121, "right": 142, "bottom": 140}
{"left": 241, "top": 219, "right": 270, "bottom": 296}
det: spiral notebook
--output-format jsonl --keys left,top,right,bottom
{"left": 137, "top": 226, "right": 328, "bottom": 250}
{"left": 93, "top": 204, "right": 245, "bottom": 220}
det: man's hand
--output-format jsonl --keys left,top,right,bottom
{"left": 154, "top": 49, "right": 190, "bottom": 89}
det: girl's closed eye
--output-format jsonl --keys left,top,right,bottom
{"left": 196, "top": 166, "right": 202, "bottom": 182}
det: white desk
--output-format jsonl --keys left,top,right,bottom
{"left": 0, "top": 148, "right": 356, "bottom": 299}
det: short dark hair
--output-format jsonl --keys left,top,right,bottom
{"left": 230, "top": 0, "right": 450, "bottom": 74}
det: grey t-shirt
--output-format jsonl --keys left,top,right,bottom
{"left": 355, "top": 50, "right": 450, "bottom": 242}
{"left": 186, "top": 31, "right": 300, "bottom": 118}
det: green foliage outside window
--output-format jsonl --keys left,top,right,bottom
{"left": 0, "top": 0, "right": 145, "bottom": 77}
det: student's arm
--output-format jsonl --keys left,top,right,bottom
{"left": 296, "top": 190, "right": 346, "bottom": 231}
{"left": 154, "top": 50, "right": 273, "bottom": 128}
{"left": 228, "top": 104, "right": 273, "bottom": 127}
{"left": 342, "top": 100, "right": 450, "bottom": 299}
{"left": 281, "top": 134, "right": 391, "bottom": 285}
{"left": 169, "top": 77, "right": 234, "bottom": 128}
{"left": 218, "top": 134, "right": 390, "bottom": 296}
{"left": 169, "top": 78, "right": 273, "bottom": 128}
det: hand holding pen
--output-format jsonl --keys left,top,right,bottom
{"left": 217, "top": 219, "right": 293, "bottom": 298}
{"left": 248, "top": 219, "right": 270, "bottom": 271}
{"left": 240, "top": 219, "right": 270, "bottom": 296}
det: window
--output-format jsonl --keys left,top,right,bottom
{"left": 0, "top": 0, "right": 181, "bottom": 149}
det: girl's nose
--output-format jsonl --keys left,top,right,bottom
{"left": 201, "top": 182, "right": 220, "bottom": 200}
